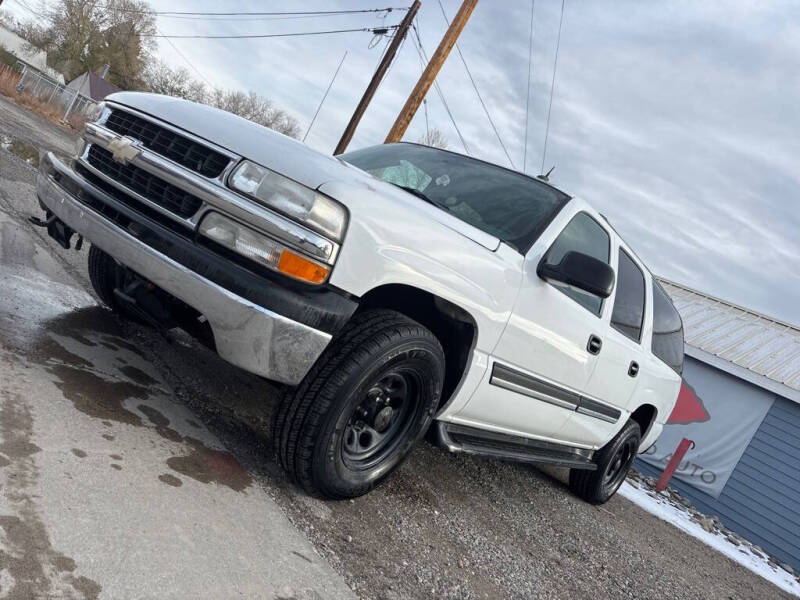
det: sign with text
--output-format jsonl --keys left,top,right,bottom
{"left": 640, "top": 356, "right": 775, "bottom": 498}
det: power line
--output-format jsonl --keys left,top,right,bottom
{"left": 143, "top": 26, "right": 398, "bottom": 40}
{"left": 303, "top": 50, "right": 348, "bottom": 142}
{"left": 523, "top": 0, "right": 535, "bottom": 173}
{"left": 437, "top": 0, "right": 514, "bottom": 168}
{"left": 541, "top": 0, "right": 565, "bottom": 175}
{"left": 115, "top": 7, "right": 408, "bottom": 17}
{"left": 157, "top": 27, "right": 214, "bottom": 88}
{"left": 411, "top": 22, "right": 469, "bottom": 154}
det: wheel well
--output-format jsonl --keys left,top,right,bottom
{"left": 630, "top": 404, "right": 657, "bottom": 440}
{"left": 356, "top": 284, "right": 477, "bottom": 409}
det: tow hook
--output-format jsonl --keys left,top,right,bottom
{"left": 29, "top": 212, "right": 83, "bottom": 250}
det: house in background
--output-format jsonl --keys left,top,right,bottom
{"left": 66, "top": 65, "right": 120, "bottom": 102}
{"left": 639, "top": 279, "right": 800, "bottom": 574}
{"left": 0, "top": 23, "right": 64, "bottom": 83}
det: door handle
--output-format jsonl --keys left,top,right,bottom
{"left": 587, "top": 334, "right": 603, "bottom": 355}
{"left": 628, "top": 361, "right": 639, "bottom": 377}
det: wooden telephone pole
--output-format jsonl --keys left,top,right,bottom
{"left": 333, "top": 1, "right": 421, "bottom": 155}
{"left": 385, "top": 0, "right": 477, "bottom": 143}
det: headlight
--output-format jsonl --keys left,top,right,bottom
{"left": 199, "top": 212, "right": 329, "bottom": 284}
{"left": 229, "top": 160, "right": 346, "bottom": 241}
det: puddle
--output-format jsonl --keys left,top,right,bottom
{"left": 0, "top": 389, "right": 101, "bottom": 599}
{"left": 0, "top": 133, "right": 39, "bottom": 167}
{"left": 48, "top": 363, "right": 149, "bottom": 427}
{"left": 139, "top": 404, "right": 253, "bottom": 493}
{"left": 119, "top": 365, "right": 159, "bottom": 386}
{"left": 166, "top": 439, "right": 252, "bottom": 493}
{"left": 5, "top": 279, "right": 252, "bottom": 494}
{"left": 158, "top": 473, "right": 183, "bottom": 487}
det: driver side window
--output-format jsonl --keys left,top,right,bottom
{"left": 544, "top": 213, "right": 610, "bottom": 315}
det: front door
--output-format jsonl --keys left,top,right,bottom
{"left": 453, "top": 210, "right": 614, "bottom": 442}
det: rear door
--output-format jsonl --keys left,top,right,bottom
{"left": 559, "top": 245, "right": 649, "bottom": 446}
{"left": 452, "top": 208, "right": 614, "bottom": 442}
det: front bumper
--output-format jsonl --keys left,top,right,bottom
{"left": 37, "top": 152, "right": 336, "bottom": 385}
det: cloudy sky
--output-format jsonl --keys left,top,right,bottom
{"left": 7, "top": 1, "right": 800, "bottom": 324}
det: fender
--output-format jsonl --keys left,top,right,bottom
{"left": 322, "top": 179, "right": 523, "bottom": 356}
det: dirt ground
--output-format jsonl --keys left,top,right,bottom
{"left": 0, "top": 95, "right": 792, "bottom": 599}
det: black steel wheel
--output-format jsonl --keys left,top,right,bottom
{"left": 342, "top": 370, "right": 422, "bottom": 470}
{"left": 272, "top": 309, "right": 445, "bottom": 499}
{"left": 569, "top": 419, "right": 641, "bottom": 504}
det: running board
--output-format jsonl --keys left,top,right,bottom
{"left": 436, "top": 422, "right": 597, "bottom": 471}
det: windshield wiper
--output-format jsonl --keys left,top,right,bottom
{"left": 391, "top": 184, "right": 443, "bottom": 209}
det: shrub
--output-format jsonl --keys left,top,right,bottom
{"left": 0, "top": 64, "right": 20, "bottom": 96}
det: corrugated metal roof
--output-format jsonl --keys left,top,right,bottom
{"left": 659, "top": 278, "right": 800, "bottom": 400}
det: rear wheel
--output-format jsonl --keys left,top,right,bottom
{"left": 569, "top": 419, "right": 640, "bottom": 504}
{"left": 272, "top": 309, "right": 445, "bottom": 499}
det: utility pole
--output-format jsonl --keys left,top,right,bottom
{"left": 333, "top": 1, "right": 421, "bottom": 155}
{"left": 385, "top": 0, "right": 477, "bottom": 143}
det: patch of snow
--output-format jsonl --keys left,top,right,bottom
{"left": 619, "top": 481, "right": 800, "bottom": 597}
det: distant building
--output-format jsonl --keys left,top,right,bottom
{"left": 0, "top": 24, "right": 64, "bottom": 83}
{"left": 638, "top": 279, "right": 800, "bottom": 573}
{"left": 66, "top": 67, "right": 120, "bottom": 102}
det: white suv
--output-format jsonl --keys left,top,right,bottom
{"left": 35, "top": 93, "right": 684, "bottom": 503}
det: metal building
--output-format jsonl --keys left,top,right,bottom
{"left": 637, "top": 279, "right": 800, "bottom": 572}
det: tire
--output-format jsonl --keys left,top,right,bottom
{"left": 272, "top": 309, "right": 445, "bottom": 499}
{"left": 569, "top": 419, "right": 641, "bottom": 504}
{"left": 87, "top": 244, "right": 120, "bottom": 309}
{"left": 88, "top": 245, "right": 143, "bottom": 323}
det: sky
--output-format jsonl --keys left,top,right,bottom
{"left": 5, "top": 0, "right": 800, "bottom": 325}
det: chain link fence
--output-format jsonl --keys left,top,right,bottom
{"left": 14, "top": 63, "right": 98, "bottom": 122}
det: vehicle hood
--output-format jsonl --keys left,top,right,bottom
{"left": 108, "top": 92, "right": 501, "bottom": 251}
{"left": 108, "top": 92, "right": 352, "bottom": 189}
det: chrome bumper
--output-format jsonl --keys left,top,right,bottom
{"left": 36, "top": 152, "right": 331, "bottom": 385}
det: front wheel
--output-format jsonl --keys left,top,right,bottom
{"left": 569, "top": 419, "right": 640, "bottom": 504}
{"left": 272, "top": 309, "right": 445, "bottom": 499}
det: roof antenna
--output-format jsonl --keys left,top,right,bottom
{"left": 538, "top": 165, "right": 555, "bottom": 182}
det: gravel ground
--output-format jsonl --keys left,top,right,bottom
{"left": 0, "top": 95, "right": 792, "bottom": 599}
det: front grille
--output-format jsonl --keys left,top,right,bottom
{"left": 75, "top": 162, "right": 190, "bottom": 238}
{"left": 104, "top": 109, "right": 230, "bottom": 178}
{"left": 86, "top": 145, "right": 203, "bottom": 218}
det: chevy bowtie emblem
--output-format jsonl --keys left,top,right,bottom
{"left": 107, "top": 137, "right": 141, "bottom": 164}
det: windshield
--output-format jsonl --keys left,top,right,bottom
{"left": 339, "top": 143, "right": 569, "bottom": 252}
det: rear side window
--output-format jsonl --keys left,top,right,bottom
{"left": 652, "top": 281, "right": 684, "bottom": 374}
{"left": 544, "top": 213, "right": 610, "bottom": 315}
{"left": 611, "top": 249, "right": 645, "bottom": 342}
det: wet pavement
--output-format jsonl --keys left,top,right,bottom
{"left": 0, "top": 104, "right": 353, "bottom": 599}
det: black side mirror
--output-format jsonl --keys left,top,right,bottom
{"left": 537, "top": 251, "right": 615, "bottom": 298}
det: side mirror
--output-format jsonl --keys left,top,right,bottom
{"left": 537, "top": 251, "right": 615, "bottom": 299}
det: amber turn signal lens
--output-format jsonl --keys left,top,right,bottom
{"left": 278, "top": 249, "right": 329, "bottom": 284}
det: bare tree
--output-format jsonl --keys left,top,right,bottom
{"left": 0, "top": 10, "right": 17, "bottom": 29}
{"left": 418, "top": 129, "right": 449, "bottom": 149}
{"left": 143, "top": 60, "right": 193, "bottom": 98}
{"left": 141, "top": 61, "right": 300, "bottom": 138}
{"left": 14, "top": 0, "right": 156, "bottom": 88}
{"left": 208, "top": 89, "right": 300, "bottom": 138}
